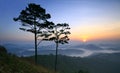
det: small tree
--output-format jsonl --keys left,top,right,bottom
{"left": 49, "top": 23, "right": 70, "bottom": 72}
{"left": 13, "top": 3, "right": 53, "bottom": 64}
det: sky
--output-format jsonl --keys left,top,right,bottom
{"left": 0, "top": 0, "right": 120, "bottom": 43}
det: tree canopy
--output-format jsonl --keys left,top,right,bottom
{"left": 13, "top": 3, "right": 54, "bottom": 64}
{"left": 13, "top": 3, "right": 53, "bottom": 34}
{"left": 48, "top": 23, "right": 70, "bottom": 72}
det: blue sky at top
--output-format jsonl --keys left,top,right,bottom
{"left": 0, "top": 0, "right": 120, "bottom": 42}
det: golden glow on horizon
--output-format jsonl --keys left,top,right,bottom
{"left": 81, "top": 35, "right": 88, "bottom": 42}
{"left": 15, "top": 21, "right": 120, "bottom": 41}
{"left": 83, "top": 39, "right": 87, "bottom": 42}
{"left": 70, "top": 21, "right": 120, "bottom": 41}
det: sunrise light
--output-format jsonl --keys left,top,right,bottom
{"left": 83, "top": 39, "right": 87, "bottom": 43}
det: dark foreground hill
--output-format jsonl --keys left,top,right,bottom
{"left": 1, "top": 45, "right": 120, "bottom": 73}
{"left": 27, "top": 53, "right": 120, "bottom": 73}
{"left": 0, "top": 46, "right": 54, "bottom": 73}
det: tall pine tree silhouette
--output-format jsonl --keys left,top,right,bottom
{"left": 49, "top": 23, "right": 70, "bottom": 72}
{"left": 13, "top": 3, "right": 53, "bottom": 64}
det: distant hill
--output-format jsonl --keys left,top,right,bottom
{"left": 0, "top": 46, "right": 54, "bottom": 73}
{"left": 3, "top": 43, "right": 120, "bottom": 57}
{"left": 27, "top": 53, "right": 120, "bottom": 73}
{"left": 73, "top": 44, "right": 103, "bottom": 50}
{"left": 21, "top": 49, "right": 84, "bottom": 56}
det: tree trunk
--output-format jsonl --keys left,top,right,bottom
{"left": 55, "top": 42, "right": 58, "bottom": 72}
{"left": 34, "top": 24, "right": 37, "bottom": 65}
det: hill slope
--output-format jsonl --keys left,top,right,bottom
{"left": 0, "top": 46, "right": 54, "bottom": 73}
{"left": 28, "top": 53, "right": 120, "bottom": 73}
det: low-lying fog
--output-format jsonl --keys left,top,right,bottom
{"left": 1, "top": 41, "right": 120, "bottom": 57}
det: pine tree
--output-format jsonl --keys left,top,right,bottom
{"left": 13, "top": 3, "right": 53, "bottom": 64}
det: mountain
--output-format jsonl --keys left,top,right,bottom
{"left": 2, "top": 43, "right": 103, "bottom": 55}
{"left": 27, "top": 53, "right": 120, "bottom": 73}
{"left": 73, "top": 44, "right": 103, "bottom": 50}
{"left": 20, "top": 49, "right": 84, "bottom": 56}
{"left": 1, "top": 44, "right": 120, "bottom": 73}
{"left": 2, "top": 43, "right": 120, "bottom": 57}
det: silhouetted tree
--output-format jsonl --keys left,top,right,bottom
{"left": 49, "top": 23, "right": 70, "bottom": 72}
{"left": 13, "top": 3, "right": 53, "bottom": 64}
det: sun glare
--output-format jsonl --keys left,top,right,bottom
{"left": 83, "top": 39, "right": 87, "bottom": 42}
{"left": 81, "top": 35, "right": 88, "bottom": 43}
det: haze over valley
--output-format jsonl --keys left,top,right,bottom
{"left": 2, "top": 41, "right": 120, "bottom": 57}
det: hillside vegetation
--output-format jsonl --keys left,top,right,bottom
{"left": 0, "top": 46, "right": 54, "bottom": 73}
{"left": 28, "top": 53, "right": 120, "bottom": 73}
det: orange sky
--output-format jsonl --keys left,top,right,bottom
{"left": 70, "top": 21, "right": 120, "bottom": 42}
